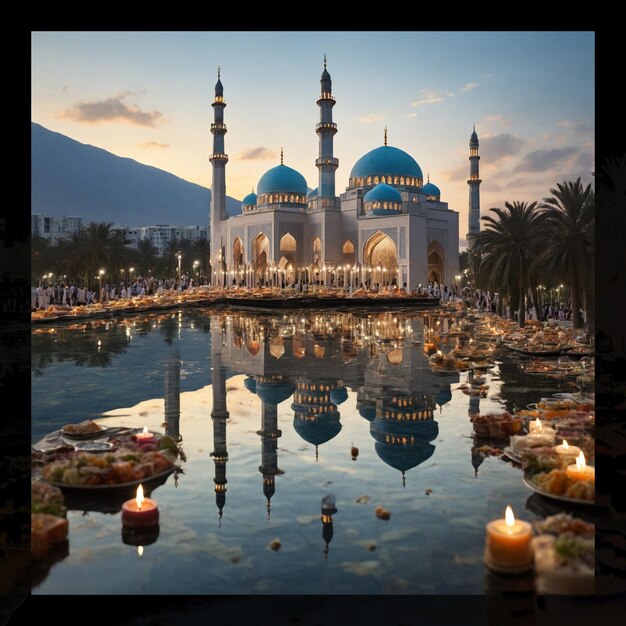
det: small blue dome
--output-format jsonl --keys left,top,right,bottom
{"left": 243, "top": 377, "right": 257, "bottom": 394}
{"left": 364, "top": 183, "right": 402, "bottom": 204}
{"left": 330, "top": 387, "right": 348, "bottom": 406}
{"left": 256, "top": 379, "right": 295, "bottom": 405}
{"left": 422, "top": 182, "right": 441, "bottom": 198}
{"left": 242, "top": 191, "right": 257, "bottom": 206}
{"left": 436, "top": 386, "right": 452, "bottom": 407}
{"left": 257, "top": 164, "right": 308, "bottom": 196}
{"left": 307, "top": 187, "right": 318, "bottom": 199}
{"left": 293, "top": 412, "right": 342, "bottom": 446}
{"left": 350, "top": 146, "right": 423, "bottom": 181}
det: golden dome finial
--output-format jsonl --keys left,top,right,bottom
{"left": 280, "top": 147, "right": 284, "bottom": 165}
{"left": 427, "top": 173, "right": 430, "bottom": 183}
{"left": 217, "top": 66, "right": 221, "bottom": 79}
{"left": 384, "top": 126, "right": 388, "bottom": 146}
{"left": 323, "top": 53, "right": 327, "bottom": 69}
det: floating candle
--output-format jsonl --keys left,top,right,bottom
{"left": 566, "top": 451, "right": 595, "bottom": 482}
{"left": 555, "top": 439, "right": 581, "bottom": 461}
{"left": 485, "top": 506, "right": 533, "bottom": 573}
{"left": 121, "top": 484, "right": 159, "bottom": 528}
{"left": 135, "top": 426, "right": 156, "bottom": 445}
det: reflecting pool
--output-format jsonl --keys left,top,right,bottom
{"left": 32, "top": 308, "right": 572, "bottom": 594}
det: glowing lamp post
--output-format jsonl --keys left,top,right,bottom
{"left": 99, "top": 269, "right": 105, "bottom": 301}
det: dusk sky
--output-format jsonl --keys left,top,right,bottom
{"left": 31, "top": 31, "right": 594, "bottom": 242}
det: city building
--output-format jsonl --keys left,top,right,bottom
{"left": 31, "top": 214, "right": 83, "bottom": 243}
{"left": 210, "top": 60, "right": 477, "bottom": 290}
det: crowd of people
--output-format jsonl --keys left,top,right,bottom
{"left": 31, "top": 274, "right": 198, "bottom": 310}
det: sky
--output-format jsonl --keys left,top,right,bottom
{"left": 31, "top": 31, "right": 594, "bottom": 244}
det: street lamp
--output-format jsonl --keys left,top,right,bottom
{"left": 176, "top": 251, "right": 182, "bottom": 281}
{"left": 99, "top": 269, "right": 105, "bottom": 301}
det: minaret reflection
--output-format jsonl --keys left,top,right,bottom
{"left": 257, "top": 401, "right": 283, "bottom": 519}
{"left": 210, "top": 317, "right": 229, "bottom": 525}
{"left": 320, "top": 493, "right": 337, "bottom": 558}
{"left": 164, "top": 346, "right": 182, "bottom": 442}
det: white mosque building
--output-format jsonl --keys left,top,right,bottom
{"left": 209, "top": 59, "right": 481, "bottom": 290}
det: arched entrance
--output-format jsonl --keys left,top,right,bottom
{"left": 364, "top": 231, "right": 398, "bottom": 287}
{"left": 428, "top": 241, "right": 444, "bottom": 285}
{"left": 280, "top": 233, "right": 297, "bottom": 264}
{"left": 232, "top": 237, "right": 243, "bottom": 279}
{"left": 252, "top": 232, "right": 269, "bottom": 284}
{"left": 342, "top": 240, "right": 356, "bottom": 265}
{"left": 312, "top": 236, "right": 321, "bottom": 264}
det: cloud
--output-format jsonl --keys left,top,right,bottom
{"left": 400, "top": 113, "right": 417, "bottom": 118}
{"left": 503, "top": 177, "right": 529, "bottom": 189}
{"left": 514, "top": 147, "right": 578, "bottom": 172}
{"left": 444, "top": 163, "right": 469, "bottom": 182}
{"left": 480, "top": 114, "right": 509, "bottom": 127}
{"left": 557, "top": 119, "right": 592, "bottom": 135}
{"left": 357, "top": 113, "right": 384, "bottom": 124}
{"left": 59, "top": 93, "right": 164, "bottom": 127}
{"left": 461, "top": 81, "right": 479, "bottom": 92}
{"left": 480, "top": 181, "right": 503, "bottom": 193}
{"left": 412, "top": 89, "right": 448, "bottom": 107}
{"left": 234, "top": 146, "right": 277, "bottom": 161}
{"left": 480, "top": 133, "right": 525, "bottom": 162}
{"left": 138, "top": 141, "right": 171, "bottom": 149}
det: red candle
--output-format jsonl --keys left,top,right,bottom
{"left": 122, "top": 485, "right": 159, "bottom": 528}
{"left": 135, "top": 426, "right": 156, "bottom": 446}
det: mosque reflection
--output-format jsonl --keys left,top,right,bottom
{"left": 199, "top": 311, "right": 459, "bottom": 534}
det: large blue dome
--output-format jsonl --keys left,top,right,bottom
{"left": 257, "top": 164, "right": 308, "bottom": 196}
{"left": 364, "top": 183, "right": 402, "bottom": 204}
{"left": 350, "top": 146, "right": 423, "bottom": 180}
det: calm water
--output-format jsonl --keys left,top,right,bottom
{"left": 31, "top": 308, "right": 569, "bottom": 595}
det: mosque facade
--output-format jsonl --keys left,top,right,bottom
{"left": 210, "top": 60, "right": 481, "bottom": 290}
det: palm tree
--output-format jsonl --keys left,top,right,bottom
{"left": 163, "top": 239, "right": 182, "bottom": 278}
{"left": 539, "top": 178, "right": 594, "bottom": 330}
{"left": 477, "top": 201, "right": 544, "bottom": 327}
{"left": 191, "top": 238, "right": 210, "bottom": 280}
{"left": 78, "top": 222, "right": 128, "bottom": 289}
{"left": 135, "top": 238, "right": 158, "bottom": 278}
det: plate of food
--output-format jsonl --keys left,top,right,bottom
{"left": 522, "top": 475, "right": 596, "bottom": 506}
{"left": 502, "top": 446, "right": 522, "bottom": 464}
{"left": 61, "top": 419, "right": 108, "bottom": 440}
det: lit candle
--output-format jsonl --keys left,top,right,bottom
{"left": 135, "top": 425, "right": 156, "bottom": 445}
{"left": 555, "top": 439, "right": 581, "bottom": 462}
{"left": 566, "top": 451, "right": 595, "bottom": 482}
{"left": 484, "top": 506, "right": 533, "bottom": 572}
{"left": 528, "top": 418, "right": 555, "bottom": 438}
{"left": 121, "top": 484, "right": 159, "bottom": 528}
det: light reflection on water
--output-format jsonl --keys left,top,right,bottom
{"left": 31, "top": 308, "right": 564, "bottom": 595}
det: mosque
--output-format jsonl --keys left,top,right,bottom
{"left": 209, "top": 59, "right": 482, "bottom": 290}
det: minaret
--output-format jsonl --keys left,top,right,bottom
{"left": 164, "top": 348, "right": 181, "bottom": 442}
{"left": 315, "top": 54, "right": 338, "bottom": 203}
{"left": 210, "top": 319, "right": 229, "bottom": 524}
{"left": 257, "top": 402, "right": 284, "bottom": 519}
{"left": 210, "top": 68, "right": 228, "bottom": 285}
{"left": 466, "top": 125, "right": 481, "bottom": 251}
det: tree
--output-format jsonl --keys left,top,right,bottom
{"left": 539, "top": 178, "right": 594, "bottom": 330}
{"left": 32, "top": 235, "right": 54, "bottom": 282}
{"left": 477, "top": 201, "right": 544, "bottom": 327}
{"left": 135, "top": 238, "right": 158, "bottom": 278}
{"left": 78, "top": 222, "right": 128, "bottom": 289}
{"left": 191, "top": 239, "right": 210, "bottom": 279}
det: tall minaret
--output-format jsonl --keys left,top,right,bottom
{"left": 316, "top": 54, "right": 338, "bottom": 203}
{"left": 210, "top": 68, "right": 228, "bottom": 285}
{"left": 257, "top": 401, "right": 284, "bottom": 519}
{"left": 164, "top": 348, "right": 181, "bottom": 442}
{"left": 466, "top": 125, "right": 482, "bottom": 251}
{"left": 210, "top": 319, "right": 229, "bottom": 523}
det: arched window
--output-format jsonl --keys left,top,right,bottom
{"left": 400, "top": 177, "right": 405, "bottom": 185}
{"left": 342, "top": 240, "right": 356, "bottom": 265}
{"left": 394, "top": 176, "right": 399, "bottom": 184}
{"left": 367, "top": 176, "right": 372, "bottom": 185}
{"left": 383, "top": 202, "right": 388, "bottom": 209}
{"left": 312, "top": 236, "right": 322, "bottom": 263}
{"left": 374, "top": 176, "right": 379, "bottom": 184}
{"left": 381, "top": 176, "right": 386, "bottom": 184}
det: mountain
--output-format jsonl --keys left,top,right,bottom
{"left": 31, "top": 122, "right": 241, "bottom": 226}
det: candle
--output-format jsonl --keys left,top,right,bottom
{"left": 121, "top": 484, "right": 159, "bottom": 528}
{"left": 555, "top": 439, "right": 581, "bottom": 462}
{"left": 135, "top": 425, "right": 156, "bottom": 445}
{"left": 484, "top": 506, "right": 533, "bottom": 573}
{"left": 566, "top": 451, "right": 595, "bottom": 482}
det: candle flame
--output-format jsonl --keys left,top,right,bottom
{"left": 136, "top": 484, "right": 144, "bottom": 510}
{"left": 142, "top": 426, "right": 148, "bottom": 434}
{"left": 576, "top": 451, "right": 586, "bottom": 471}
{"left": 562, "top": 439, "right": 569, "bottom": 449}
{"left": 505, "top": 505, "right": 515, "bottom": 527}
{"left": 534, "top": 418, "right": 542, "bottom": 433}
{"left": 137, "top": 545, "right": 143, "bottom": 557}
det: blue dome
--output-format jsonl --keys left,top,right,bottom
{"left": 364, "top": 183, "right": 402, "bottom": 204}
{"left": 256, "top": 379, "right": 295, "bottom": 405}
{"left": 330, "top": 387, "right": 348, "bottom": 406}
{"left": 423, "top": 182, "right": 441, "bottom": 198}
{"left": 243, "top": 377, "right": 257, "bottom": 394}
{"left": 257, "top": 164, "right": 308, "bottom": 196}
{"left": 293, "top": 413, "right": 342, "bottom": 446}
{"left": 359, "top": 405, "right": 376, "bottom": 421}
{"left": 242, "top": 191, "right": 257, "bottom": 206}
{"left": 436, "top": 386, "right": 452, "bottom": 407}
{"left": 350, "top": 146, "right": 423, "bottom": 181}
